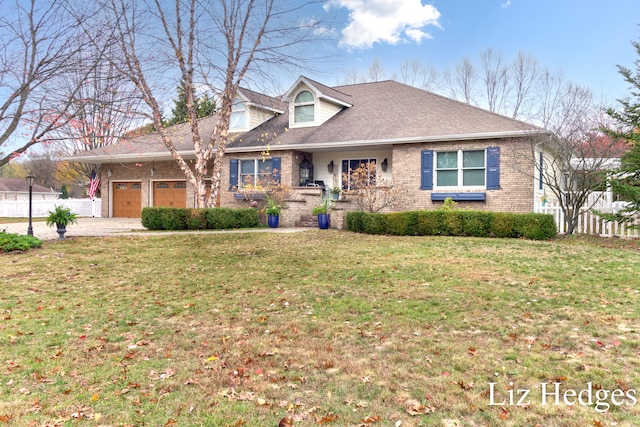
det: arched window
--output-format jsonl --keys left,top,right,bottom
{"left": 230, "top": 97, "right": 246, "bottom": 129}
{"left": 294, "top": 90, "right": 314, "bottom": 123}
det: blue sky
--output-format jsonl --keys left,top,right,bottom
{"left": 301, "top": 0, "right": 639, "bottom": 104}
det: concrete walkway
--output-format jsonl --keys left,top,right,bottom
{"left": 0, "top": 217, "right": 307, "bottom": 240}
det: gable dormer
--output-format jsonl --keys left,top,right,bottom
{"left": 229, "top": 88, "right": 286, "bottom": 133}
{"left": 284, "top": 76, "right": 352, "bottom": 129}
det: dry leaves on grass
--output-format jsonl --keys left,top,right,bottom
{"left": 404, "top": 399, "right": 434, "bottom": 416}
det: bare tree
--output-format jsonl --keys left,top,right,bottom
{"left": 0, "top": 0, "right": 102, "bottom": 167}
{"left": 510, "top": 51, "right": 538, "bottom": 119}
{"left": 342, "top": 162, "right": 407, "bottom": 213}
{"left": 51, "top": 42, "right": 144, "bottom": 185}
{"left": 532, "top": 82, "right": 620, "bottom": 234}
{"left": 93, "top": 0, "right": 320, "bottom": 208}
{"left": 398, "top": 58, "right": 438, "bottom": 91}
{"left": 339, "top": 67, "right": 363, "bottom": 85}
{"left": 366, "top": 58, "right": 386, "bottom": 82}
{"left": 22, "top": 147, "right": 59, "bottom": 188}
{"left": 480, "top": 48, "right": 509, "bottom": 113}
{"left": 443, "top": 58, "right": 477, "bottom": 104}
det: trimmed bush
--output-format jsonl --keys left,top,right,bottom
{"left": 490, "top": 212, "right": 517, "bottom": 238}
{"left": 514, "top": 213, "right": 557, "bottom": 240}
{"left": 204, "top": 208, "right": 237, "bottom": 229}
{"left": 415, "top": 210, "right": 445, "bottom": 236}
{"left": 141, "top": 207, "right": 260, "bottom": 231}
{"left": 232, "top": 208, "right": 261, "bottom": 229}
{"left": 346, "top": 210, "right": 556, "bottom": 240}
{"left": 0, "top": 233, "right": 43, "bottom": 252}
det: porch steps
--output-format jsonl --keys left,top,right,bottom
{"left": 295, "top": 214, "right": 318, "bottom": 228}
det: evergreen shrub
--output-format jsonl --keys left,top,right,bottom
{"left": 346, "top": 210, "right": 556, "bottom": 240}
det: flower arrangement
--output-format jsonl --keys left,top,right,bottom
{"left": 312, "top": 199, "right": 333, "bottom": 215}
{"left": 264, "top": 197, "right": 281, "bottom": 216}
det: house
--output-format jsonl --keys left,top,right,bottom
{"left": 0, "top": 178, "right": 60, "bottom": 201}
{"left": 70, "top": 76, "right": 548, "bottom": 227}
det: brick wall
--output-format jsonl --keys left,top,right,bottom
{"left": 102, "top": 138, "right": 536, "bottom": 220}
{"left": 392, "top": 138, "right": 535, "bottom": 213}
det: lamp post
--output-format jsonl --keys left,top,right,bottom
{"left": 26, "top": 174, "right": 35, "bottom": 236}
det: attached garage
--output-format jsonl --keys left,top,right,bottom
{"left": 113, "top": 182, "right": 142, "bottom": 218}
{"left": 153, "top": 181, "right": 187, "bottom": 208}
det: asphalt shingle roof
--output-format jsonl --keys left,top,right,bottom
{"left": 0, "top": 178, "right": 57, "bottom": 193}
{"left": 71, "top": 79, "right": 541, "bottom": 162}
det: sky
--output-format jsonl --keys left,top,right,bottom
{"left": 299, "top": 0, "right": 640, "bottom": 104}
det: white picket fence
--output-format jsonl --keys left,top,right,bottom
{"left": 0, "top": 199, "right": 101, "bottom": 218}
{"left": 537, "top": 202, "right": 640, "bottom": 238}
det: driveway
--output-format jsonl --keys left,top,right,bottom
{"left": 1, "top": 217, "right": 305, "bottom": 240}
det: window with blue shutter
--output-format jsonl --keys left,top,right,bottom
{"left": 229, "top": 159, "right": 238, "bottom": 191}
{"left": 420, "top": 150, "right": 434, "bottom": 190}
{"left": 486, "top": 147, "right": 500, "bottom": 190}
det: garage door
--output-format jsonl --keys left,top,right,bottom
{"left": 153, "top": 181, "right": 186, "bottom": 208}
{"left": 113, "top": 182, "right": 142, "bottom": 218}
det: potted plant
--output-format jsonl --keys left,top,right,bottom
{"left": 265, "top": 197, "right": 281, "bottom": 228}
{"left": 312, "top": 199, "right": 333, "bottom": 229}
{"left": 329, "top": 186, "right": 341, "bottom": 201}
{"left": 46, "top": 205, "right": 79, "bottom": 239}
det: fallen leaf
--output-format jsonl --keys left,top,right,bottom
{"left": 405, "top": 399, "right": 434, "bottom": 416}
{"left": 457, "top": 381, "right": 474, "bottom": 390}
{"left": 498, "top": 406, "right": 509, "bottom": 420}
{"left": 278, "top": 417, "right": 293, "bottom": 427}
{"left": 360, "top": 414, "right": 381, "bottom": 424}
{"left": 314, "top": 412, "right": 339, "bottom": 424}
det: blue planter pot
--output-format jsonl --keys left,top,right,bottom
{"left": 317, "top": 213, "right": 330, "bottom": 229}
{"left": 267, "top": 214, "right": 279, "bottom": 228}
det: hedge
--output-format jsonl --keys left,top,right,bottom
{"left": 0, "top": 233, "right": 43, "bottom": 252}
{"left": 141, "top": 207, "right": 260, "bottom": 231}
{"left": 346, "top": 210, "right": 556, "bottom": 240}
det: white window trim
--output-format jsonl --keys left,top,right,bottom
{"left": 238, "top": 158, "right": 274, "bottom": 188}
{"left": 291, "top": 90, "right": 316, "bottom": 127}
{"left": 230, "top": 98, "right": 248, "bottom": 132}
{"left": 433, "top": 149, "right": 487, "bottom": 191}
{"left": 341, "top": 158, "right": 377, "bottom": 190}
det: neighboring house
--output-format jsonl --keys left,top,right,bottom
{"left": 70, "top": 76, "right": 549, "bottom": 227}
{"left": 0, "top": 178, "right": 60, "bottom": 201}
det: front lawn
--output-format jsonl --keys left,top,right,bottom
{"left": 1, "top": 231, "right": 638, "bottom": 426}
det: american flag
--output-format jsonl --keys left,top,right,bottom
{"left": 88, "top": 170, "right": 100, "bottom": 199}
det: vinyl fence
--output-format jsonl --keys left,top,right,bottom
{"left": 0, "top": 199, "right": 101, "bottom": 218}
{"left": 537, "top": 200, "right": 639, "bottom": 238}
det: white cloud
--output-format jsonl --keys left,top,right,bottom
{"left": 325, "top": 0, "right": 441, "bottom": 49}
{"left": 501, "top": 0, "right": 511, "bottom": 8}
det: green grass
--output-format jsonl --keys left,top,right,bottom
{"left": 0, "top": 231, "right": 639, "bottom": 426}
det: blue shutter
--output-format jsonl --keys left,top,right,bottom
{"left": 486, "top": 147, "right": 500, "bottom": 190}
{"left": 229, "top": 159, "right": 238, "bottom": 191}
{"left": 420, "top": 150, "right": 433, "bottom": 190}
{"left": 538, "top": 151, "right": 544, "bottom": 190}
{"left": 272, "top": 157, "right": 281, "bottom": 183}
